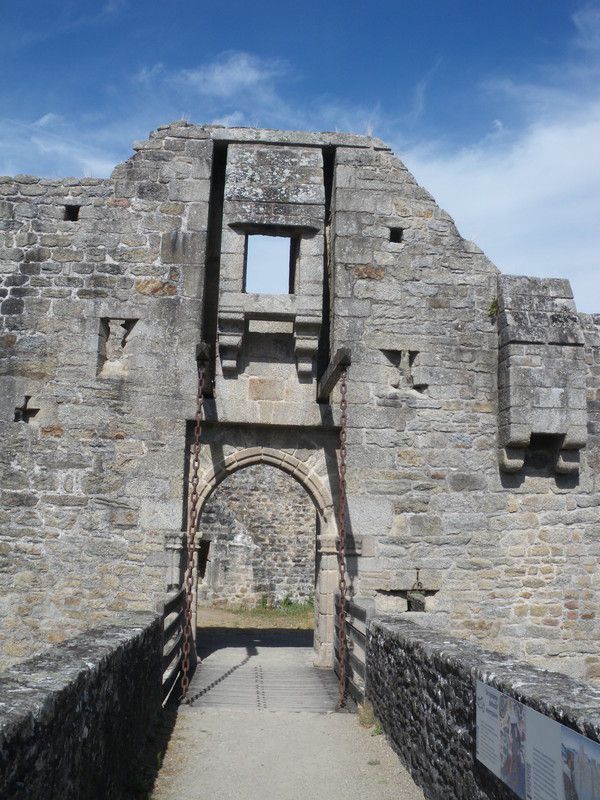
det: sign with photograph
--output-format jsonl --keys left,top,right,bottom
{"left": 476, "top": 680, "right": 600, "bottom": 800}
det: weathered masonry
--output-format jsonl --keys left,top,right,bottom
{"left": 1, "top": 121, "right": 599, "bottom": 680}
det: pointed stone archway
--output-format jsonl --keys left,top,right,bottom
{"left": 192, "top": 446, "right": 339, "bottom": 666}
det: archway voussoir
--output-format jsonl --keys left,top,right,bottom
{"left": 196, "top": 446, "right": 333, "bottom": 524}
{"left": 234, "top": 448, "right": 262, "bottom": 467}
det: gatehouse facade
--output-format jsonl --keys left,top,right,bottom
{"left": 1, "top": 122, "right": 598, "bottom": 679}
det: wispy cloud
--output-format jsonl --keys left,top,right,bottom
{"left": 1, "top": 15, "right": 599, "bottom": 311}
{"left": 573, "top": 4, "right": 600, "bottom": 50}
{"left": 132, "top": 63, "right": 164, "bottom": 85}
{"left": 103, "top": 0, "right": 127, "bottom": 14}
{"left": 33, "top": 112, "right": 63, "bottom": 128}
{"left": 404, "top": 59, "right": 443, "bottom": 126}
{"left": 0, "top": 118, "right": 119, "bottom": 177}
{"left": 127, "top": 52, "right": 299, "bottom": 130}
{"left": 8, "top": 0, "right": 128, "bottom": 49}
{"left": 175, "top": 51, "right": 287, "bottom": 99}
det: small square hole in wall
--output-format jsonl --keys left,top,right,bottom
{"left": 64, "top": 205, "right": 80, "bottom": 221}
{"left": 389, "top": 227, "right": 403, "bottom": 243}
{"left": 244, "top": 234, "right": 297, "bottom": 294}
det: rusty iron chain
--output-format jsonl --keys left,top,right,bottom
{"left": 337, "top": 366, "right": 349, "bottom": 708}
{"left": 180, "top": 360, "right": 205, "bottom": 702}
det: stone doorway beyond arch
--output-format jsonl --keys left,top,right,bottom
{"left": 198, "top": 463, "right": 317, "bottom": 607}
{"left": 191, "top": 445, "right": 339, "bottom": 667}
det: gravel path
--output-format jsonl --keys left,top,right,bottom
{"left": 151, "top": 707, "right": 425, "bottom": 800}
{"left": 150, "top": 627, "right": 424, "bottom": 800}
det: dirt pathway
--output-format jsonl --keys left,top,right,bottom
{"left": 150, "top": 624, "right": 424, "bottom": 800}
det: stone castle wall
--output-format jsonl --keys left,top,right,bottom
{"left": 329, "top": 144, "right": 599, "bottom": 680}
{"left": 198, "top": 464, "right": 316, "bottom": 607}
{"left": 1, "top": 121, "right": 598, "bottom": 680}
{"left": 0, "top": 135, "right": 209, "bottom": 665}
{"left": 367, "top": 617, "right": 600, "bottom": 800}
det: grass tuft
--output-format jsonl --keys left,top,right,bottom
{"left": 358, "top": 701, "right": 375, "bottom": 728}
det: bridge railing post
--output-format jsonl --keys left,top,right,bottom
{"left": 161, "top": 586, "right": 186, "bottom": 704}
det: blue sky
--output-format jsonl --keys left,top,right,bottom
{"left": 1, "top": 1, "right": 599, "bottom": 310}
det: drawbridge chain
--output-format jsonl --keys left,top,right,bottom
{"left": 180, "top": 356, "right": 206, "bottom": 702}
{"left": 337, "top": 366, "right": 349, "bottom": 708}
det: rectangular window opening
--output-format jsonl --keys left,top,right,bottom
{"left": 389, "top": 226, "right": 403, "bottom": 243}
{"left": 243, "top": 234, "right": 297, "bottom": 294}
{"left": 64, "top": 204, "right": 81, "bottom": 221}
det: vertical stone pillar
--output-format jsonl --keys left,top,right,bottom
{"left": 315, "top": 521, "right": 339, "bottom": 666}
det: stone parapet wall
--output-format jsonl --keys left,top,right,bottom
{"left": 0, "top": 612, "right": 161, "bottom": 800}
{"left": 366, "top": 617, "right": 600, "bottom": 800}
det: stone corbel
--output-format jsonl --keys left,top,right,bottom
{"left": 498, "top": 445, "right": 527, "bottom": 473}
{"left": 555, "top": 430, "right": 587, "bottom": 475}
{"left": 293, "top": 315, "right": 321, "bottom": 378}
{"left": 499, "top": 430, "right": 587, "bottom": 475}
{"left": 218, "top": 312, "right": 245, "bottom": 373}
{"left": 555, "top": 448, "right": 580, "bottom": 475}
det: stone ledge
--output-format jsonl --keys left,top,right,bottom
{"left": 162, "top": 122, "right": 391, "bottom": 150}
{"left": 370, "top": 618, "right": 600, "bottom": 735}
{"left": 0, "top": 612, "right": 162, "bottom": 800}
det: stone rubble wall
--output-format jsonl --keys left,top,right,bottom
{"left": 198, "top": 463, "right": 317, "bottom": 607}
{"left": 366, "top": 617, "right": 600, "bottom": 800}
{"left": 0, "top": 612, "right": 162, "bottom": 800}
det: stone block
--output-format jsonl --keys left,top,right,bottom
{"left": 168, "top": 179, "right": 210, "bottom": 202}
{"left": 247, "top": 377, "right": 285, "bottom": 401}
{"left": 160, "top": 230, "right": 206, "bottom": 265}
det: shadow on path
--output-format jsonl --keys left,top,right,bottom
{"left": 196, "top": 626, "right": 314, "bottom": 659}
{"left": 134, "top": 702, "right": 179, "bottom": 799}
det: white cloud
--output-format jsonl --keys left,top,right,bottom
{"left": 33, "top": 113, "right": 63, "bottom": 128}
{"left": 573, "top": 4, "right": 600, "bottom": 51}
{"left": 393, "top": 5, "right": 600, "bottom": 313}
{"left": 402, "top": 108, "right": 600, "bottom": 312}
{"left": 176, "top": 52, "right": 287, "bottom": 99}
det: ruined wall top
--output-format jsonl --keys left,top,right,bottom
{"left": 130, "top": 119, "right": 391, "bottom": 154}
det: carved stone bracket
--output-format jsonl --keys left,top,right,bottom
{"left": 497, "top": 276, "right": 587, "bottom": 474}
{"left": 217, "top": 307, "right": 322, "bottom": 377}
{"left": 217, "top": 312, "right": 244, "bottom": 373}
{"left": 293, "top": 315, "right": 321, "bottom": 378}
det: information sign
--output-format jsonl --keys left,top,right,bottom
{"left": 476, "top": 680, "right": 600, "bottom": 800}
